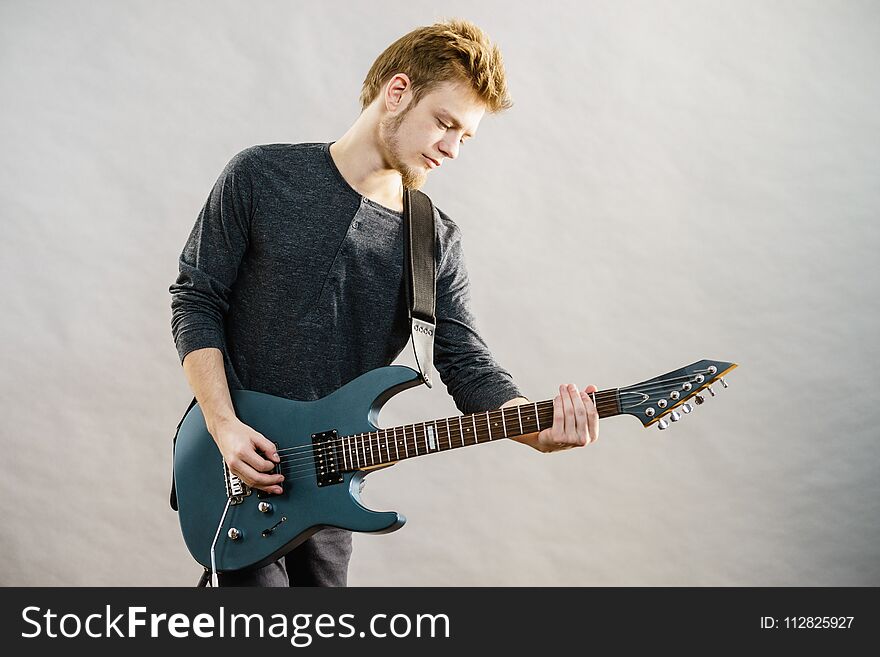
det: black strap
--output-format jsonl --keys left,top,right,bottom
{"left": 403, "top": 187, "right": 437, "bottom": 387}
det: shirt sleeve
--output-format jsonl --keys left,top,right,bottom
{"left": 169, "top": 148, "right": 256, "bottom": 364}
{"left": 432, "top": 218, "right": 526, "bottom": 414}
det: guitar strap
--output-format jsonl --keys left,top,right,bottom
{"left": 170, "top": 188, "right": 439, "bottom": 513}
{"left": 403, "top": 186, "right": 438, "bottom": 388}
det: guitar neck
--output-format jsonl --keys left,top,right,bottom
{"left": 338, "top": 388, "right": 621, "bottom": 471}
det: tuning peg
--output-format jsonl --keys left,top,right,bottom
{"left": 658, "top": 419, "right": 669, "bottom": 430}
{"left": 681, "top": 403, "right": 693, "bottom": 414}
{"left": 694, "top": 394, "right": 705, "bottom": 405}
{"left": 719, "top": 378, "right": 728, "bottom": 389}
{"left": 707, "top": 386, "right": 716, "bottom": 397}
{"left": 670, "top": 410, "right": 682, "bottom": 422}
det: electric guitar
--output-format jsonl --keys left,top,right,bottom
{"left": 173, "top": 359, "right": 737, "bottom": 574}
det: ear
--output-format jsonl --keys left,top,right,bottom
{"left": 384, "top": 73, "right": 412, "bottom": 112}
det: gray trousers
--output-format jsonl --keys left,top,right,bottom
{"left": 216, "top": 527, "right": 353, "bottom": 587}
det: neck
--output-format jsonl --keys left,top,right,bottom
{"left": 337, "top": 390, "right": 622, "bottom": 471}
{"left": 330, "top": 115, "right": 404, "bottom": 210}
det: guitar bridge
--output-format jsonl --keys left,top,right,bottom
{"left": 312, "top": 430, "right": 344, "bottom": 487}
{"left": 223, "top": 461, "right": 252, "bottom": 505}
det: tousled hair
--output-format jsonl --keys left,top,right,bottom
{"left": 359, "top": 18, "right": 512, "bottom": 114}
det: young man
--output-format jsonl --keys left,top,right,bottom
{"left": 169, "top": 18, "right": 599, "bottom": 587}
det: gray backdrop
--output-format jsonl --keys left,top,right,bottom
{"left": 1, "top": 0, "right": 877, "bottom": 586}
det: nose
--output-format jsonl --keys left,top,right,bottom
{"left": 437, "top": 136, "right": 459, "bottom": 161}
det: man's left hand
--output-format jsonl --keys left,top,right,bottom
{"left": 536, "top": 383, "right": 599, "bottom": 452}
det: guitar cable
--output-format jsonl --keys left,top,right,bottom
{"left": 209, "top": 497, "right": 233, "bottom": 588}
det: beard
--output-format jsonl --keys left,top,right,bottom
{"left": 379, "top": 109, "right": 427, "bottom": 191}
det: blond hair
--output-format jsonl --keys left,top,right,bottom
{"left": 359, "top": 18, "right": 512, "bottom": 114}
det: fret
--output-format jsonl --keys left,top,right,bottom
{"left": 341, "top": 436, "right": 348, "bottom": 470}
{"left": 382, "top": 428, "right": 388, "bottom": 462}
{"left": 367, "top": 432, "right": 374, "bottom": 464}
{"left": 517, "top": 406, "right": 523, "bottom": 435}
{"left": 501, "top": 408, "right": 508, "bottom": 437}
{"left": 486, "top": 411, "right": 492, "bottom": 440}
{"left": 360, "top": 434, "right": 367, "bottom": 467}
{"left": 474, "top": 411, "right": 489, "bottom": 444}
{"left": 393, "top": 427, "right": 400, "bottom": 460}
{"left": 427, "top": 422, "right": 437, "bottom": 451}
{"left": 472, "top": 414, "right": 478, "bottom": 444}
{"left": 445, "top": 418, "right": 452, "bottom": 449}
{"left": 458, "top": 416, "right": 465, "bottom": 446}
{"left": 411, "top": 425, "right": 419, "bottom": 456}
{"left": 349, "top": 436, "right": 356, "bottom": 469}
{"left": 534, "top": 401, "right": 540, "bottom": 430}
{"left": 403, "top": 426, "right": 409, "bottom": 458}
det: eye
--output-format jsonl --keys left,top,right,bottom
{"left": 438, "top": 117, "right": 466, "bottom": 145}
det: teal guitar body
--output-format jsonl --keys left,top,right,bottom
{"left": 174, "top": 365, "right": 423, "bottom": 573}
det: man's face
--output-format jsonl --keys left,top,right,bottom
{"left": 378, "top": 79, "right": 485, "bottom": 190}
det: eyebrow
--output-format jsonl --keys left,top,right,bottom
{"left": 438, "top": 109, "right": 475, "bottom": 138}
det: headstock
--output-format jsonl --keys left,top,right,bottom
{"left": 619, "top": 359, "right": 737, "bottom": 430}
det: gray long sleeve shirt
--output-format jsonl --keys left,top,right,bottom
{"left": 169, "top": 142, "right": 524, "bottom": 415}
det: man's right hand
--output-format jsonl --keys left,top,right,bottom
{"left": 210, "top": 417, "right": 284, "bottom": 494}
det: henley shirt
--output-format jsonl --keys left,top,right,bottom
{"left": 169, "top": 142, "right": 524, "bottom": 415}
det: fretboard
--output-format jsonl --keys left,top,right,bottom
{"left": 337, "top": 389, "right": 621, "bottom": 471}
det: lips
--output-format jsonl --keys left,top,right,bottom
{"left": 423, "top": 155, "right": 440, "bottom": 169}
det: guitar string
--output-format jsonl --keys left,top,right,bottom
{"left": 241, "top": 372, "right": 718, "bottom": 467}
{"left": 267, "top": 379, "right": 687, "bottom": 462}
{"left": 268, "top": 388, "right": 690, "bottom": 470}
{"left": 269, "top": 413, "right": 585, "bottom": 478}
{"left": 241, "top": 388, "right": 718, "bottom": 482}
{"left": 267, "top": 371, "right": 713, "bottom": 459}
{"left": 270, "top": 402, "right": 617, "bottom": 466}
{"left": 269, "top": 394, "right": 618, "bottom": 458}
{"left": 273, "top": 406, "right": 612, "bottom": 477}
{"left": 267, "top": 387, "right": 679, "bottom": 467}
{"left": 268, "top": 370, "right": 714, "bottom": 458}
{"left": 272, "top": 391, "right": 693, "bottom": 477}
{"left": 274, "top": 432, "right": 528, "bottom": 483}
{"left": 276, "top": 425, "right": 555, "bottom": 471}
{"left": 258, "top": 416, "right": 596, "bottom": 485}
{"left": 248, "top": 391, "right": 679, "bottom": 483}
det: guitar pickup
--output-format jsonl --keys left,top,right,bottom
{"left": 312, "top": 430, "right": 344, "bottom": 487}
